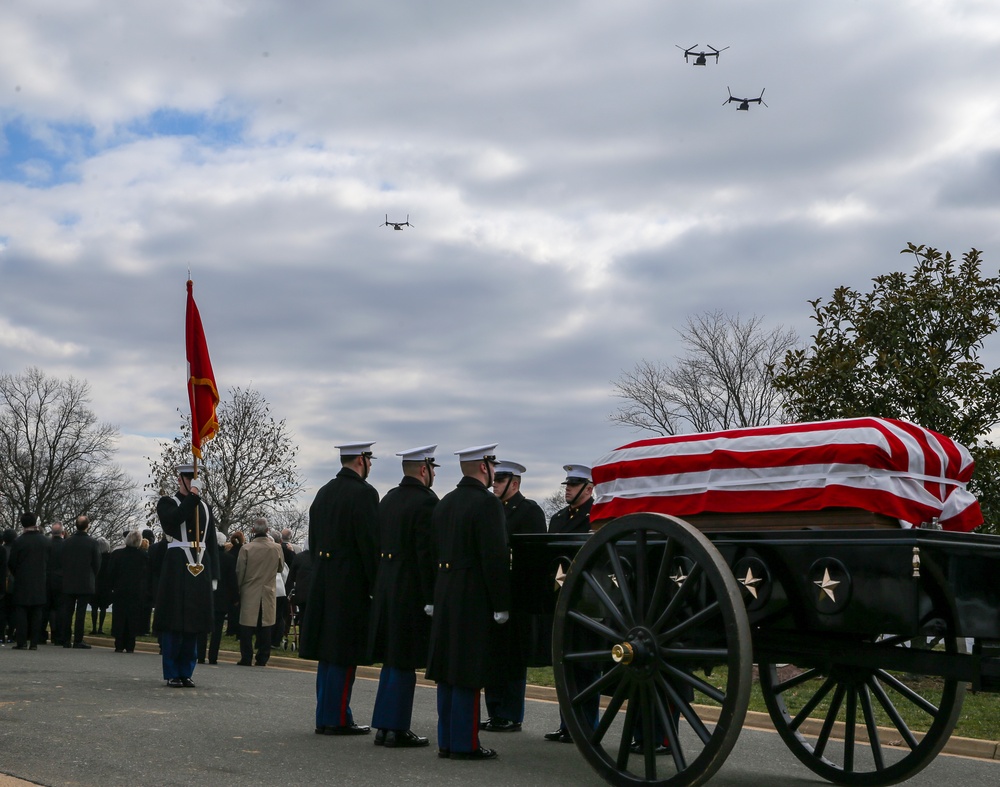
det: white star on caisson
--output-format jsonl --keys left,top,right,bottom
{"left": 670, "top": 569, "right": 688, "bottom": 587}
{"left": 554, "top": 564, "right": 568, "bottom": 591}
{"left": 609, "top": 573, "right": 620, "bottom": 588}
{"left": 739, "top": 567, "right": 764, "bottom": 599}
{"left": 814, "top": 567, "right": 841, "bottom": 603}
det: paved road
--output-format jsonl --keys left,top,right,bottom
{"left": 2, "top": 643, "right": 998, "bottom": 786}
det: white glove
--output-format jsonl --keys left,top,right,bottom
{"left": 188, "top": 476, "right": 203, "bottom": 494}
{"left": 493, "top": 611, "right": 509, "bottom": 625}
{"left": 212, "top": 579, "right": 218, "bottom": 591}
{"left": 424, "top": 605, "right": 434, "bottom": 616}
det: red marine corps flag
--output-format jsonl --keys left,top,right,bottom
{"left": 185, "top": 279, "right": 220, "bottom": 459}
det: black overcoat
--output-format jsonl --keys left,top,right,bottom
{"left": 488, "top": 492, "right": 547, "bottom": 680}
{"left": 9, "top": 530, "right": 50, "bottom": 606}
{"left": 548, "top": 498, "right": 594, "bottom": 534}
{"left": 109, "top": 546, "right": 149, "bottom": 637}
{"left": 368, "top": 476, "right": 438, "bottom": 669}
{"left": 425, "top": 476, "right": 511, "bottom": 689}
{"left": 61, "top": 531, "right": 103, "bottom": 596}
{"left": 152, "top": 491, "right": 220, "bottom": 634}
{"left": 299, "top": 466, "right": 379, "bottom": 665}
{"left": 95, "top": 551, "right": 113, "bottom": 608}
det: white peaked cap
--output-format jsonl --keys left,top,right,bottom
{"left": 397, "top": 445, "right": 440, "bottom": 466}
{"left": 562, "top": 463, "right": 593, "bottom": 483}
{"left": 337, "top": 441, "right": 377, "bottom": 458}
{"left": 494, "top": 460, "right": 527, "bottom": 476}
{"left": 454, "top": 444, "right": 499, "bottom": 463}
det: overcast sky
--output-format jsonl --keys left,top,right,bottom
{"left": 2, "top": 0, "right": 999, "bottom": 509}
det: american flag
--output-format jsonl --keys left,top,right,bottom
{"left": 591, "top": 418, "right": 982, "bottom": 532}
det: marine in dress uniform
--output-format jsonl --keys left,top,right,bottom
{"left": 368, "top": 445, "right": 440, "bottom": 749}
{"left": 425, "top": 444, "right": 511, "bottom": 761}
{"left": 300, "top": 441, "right": 379, "bottom": 736}
{"left": 154, "top": 463, "right": 220, "bottom": 688}
{"left": 545, "top": 463, "right": 600, "bottom": 742}
{"left": 482, "top": 460, "right": 546, "bottom": 733}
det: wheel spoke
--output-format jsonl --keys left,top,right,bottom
{"left": 844, "top": 685, "right": 858, "bottom": 772}
{"left": 646, "top": 535, "right": 677, "bottom": 626}
{"left": 565, "top": 648, "right": 617, "bottom": 664}
{"left": 789, "top": 675, "right": 836, "bottom": 732}
{"left": 639, "top": 683, "right": 657, "bottom": 780}
{"left": 593, "top": 670, "right": 631, "bottom": 745}
{"left": 652, "top": 562, "right": 704, "bottom": 633}
{"left": 567, "top": 608, "right": 622, "bottom": 643}
{"left": 868, "top": 675, "right": 920, "bottom": 750}
{"left": 653, "top": 682, "right": 689, "bottom": 772}
{"left": 771, "top": 665, "right": 822, "bottom": 694}
{"left": 814, "top": 683, "right": 847, "bottom": 759}
{"left": 657, "top": 671, "right": 712, "bottom": 746}
{"left": 605, "top": 541, "right": 637, "bottom": 625}
{"left": 616, "top": 684, "right": 640, "bottom": 771}
{"left": 874, "top": 668, "right": 939, "bottom": 715}
{"left": 859, "top": 683, "right": 886, "bottom": 771}
{"left": 661, "top": 661, "right": 726, "bottom": 704}
{"left": 581, "top": 568, "right": 631, "bottom": 633}
{"left": 635, "top": 529, "right": 648, "bottom": 625}
{"left": 659, "top": 599, "right": 722, "bottom": 644}
{"left": 572, "top": 663, "right": 624, "bottom": 707}
{"left": 660, "top": 645, "right": 730, "bottom": 661}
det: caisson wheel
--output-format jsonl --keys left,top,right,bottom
{"left": 758, "top": 575, "right": 966, "bottom": 786}
{"left": 553, "top": 513, "right": 752, "bottom": 787}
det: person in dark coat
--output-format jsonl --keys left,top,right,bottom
{"left": 545, "top": 463, "right": 599, "bottom": 743}
{"left": 90, "top": 538, "right": 112, "bottom": 635}
{"left": 425, "top": 444, "right": 511, "bottom": 761}
{"left": 224, "top": 530, "right": 245, "bottom": 636}
{"left": 9, "top": 512, "right": 50, "bottom": 649}
{"left": 286, "top": 546, "right": 314, "bottom": 636}
{"left": 139, "top": 528, "right": 157, "bottom": 634}
{"left": 482, "top": 460, "right": 547, "bottom": 733}
{"left": 368, "top": 445, "right": 440, "bottom": 748}
{"left": 109, "top": 529, "right": 149, "bottom": 652}
{"left": 547, "top": 463, "right": 595, "bottom": 534}
{"left": 46, "top": 522, "right": 67, "bottom": 645}
{"left": 198, "top": 530, "right": 237, "bottom": 664}
{"left": 301, "top": 441, "right": 379, "bottom": 736}
{"left": 154, "top": 463, "right": 220, "bottom": 688}
{"left": 59, "top": 515, "right": 103, "bottom": 649}
{"left": 0, "top": 528, "right": 15, "bottom": 643}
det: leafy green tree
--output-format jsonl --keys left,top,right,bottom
{"left": 772, "top": 243, "right": 1000, "bottom": 530}
{"left": 146, "top": 385, "right": 303, "bottom": 536}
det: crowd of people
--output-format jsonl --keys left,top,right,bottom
{"left": 1, "top": 446, "right": 599, "bottom": 763}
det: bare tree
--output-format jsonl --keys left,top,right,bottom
{"left": 146, "top": 385, "right": 304, "bottom": 536}
{"left": 611, "top": 311, "right": 798, "bottom": 435}
{"left": 267, "top": 505, "right": 308, "bottom": 546}
{"left": 0, "top": 366, "right": 139, "bottom": 535}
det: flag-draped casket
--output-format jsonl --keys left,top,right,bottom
{"left": 591, "top": 418, "right": 982, "bottom": 532}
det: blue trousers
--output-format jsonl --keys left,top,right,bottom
{"left": 372, "top": 666, "right": 417, "bottom": 731}
{"left": 437, "top": 683, "right": 481, "bottom": 754}
{"left": 316, "top": 662, "right": 357, "bottom": 728}
{"left": 160, "top": 630, "right": 198, "bottom": 680}
{"left": 484, "top": 675, "right": 527, "bottom": 723}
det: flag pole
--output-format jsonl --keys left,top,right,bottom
{"left": 192, "top": 454, "right": 201, "bottom": 555}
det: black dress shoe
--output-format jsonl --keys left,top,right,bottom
{"left": 543, "top": 728, "right": 572, "bottom": 743}
{"left": 483, "top": 718, "right": 521, "bottom": 732}
{"left": 374, "top": 729, "right": 386, "bottom": 746}
{"left": 236, "top": 660, "right": 252, "bottom": 666}
{"left": 12, "top": 645, "right": 27, "bottom": 650}
{"left": 181, "top": 678, "right": 196, "bottom": 688}
{"left": 437, "top": 749, "right": 450, "bottom": 759}
{"left": 318, "top": 724, "right": 370, "bottom": 736}
{"left": 28, "top": 644, "right": 38, "bottom": 650}
{"left": 63, "top": 643, "right": 73, "bottom": 648}
{"left": 384, "top": 730, "right": 429, "bottom": 748}
{"left": 73, "top": 643, "right": 92, "bottom": 649}
{"left": 208, "top": 660, "right": 218, "bottom": 665}
{"left": 449, "top": 747, "right": 498, "bottom": 760}
{"left": 167, "top": 678, "right": 184, "bottom": 688}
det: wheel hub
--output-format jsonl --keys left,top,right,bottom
{"left": 612, "top": 627, "right": 657, "bottom": 675}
